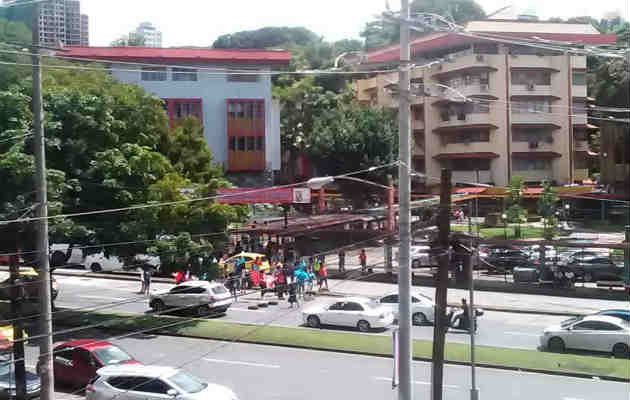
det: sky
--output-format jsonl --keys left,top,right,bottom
{"left": 82, "top": 0, "right": 630, "bottom": 47}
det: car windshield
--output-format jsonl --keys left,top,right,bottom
{"left": 92, "top": 346, "right": 133, "bottom": 365}
{"left": 561, "top": 316, "right": 582, "bottom": 327}
{"left": 169, "top": 370, "right": 207, "bottom": 394}
{"left": 211, "top": 286, "right": 228, "bottom": 294}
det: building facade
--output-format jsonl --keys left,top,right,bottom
{"left": 131, "top": 22, "right": 162, "bottom": 48}
{"left": 356, "top": 20, "right": 615, "bottom": 188}
{"left": 34, "top": 0, "right": 89, "bottom": 46}
{"left": 62, "top": 47, "right": 291, "bottom": 177}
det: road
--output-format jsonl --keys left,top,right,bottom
{"left": 51, "top": 275, "right": 567, "bottom": 350}
{"left": 21, "top": 334, "right": 630, "bottom": 400}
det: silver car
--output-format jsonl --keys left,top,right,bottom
{"left": 149, "top": 281, "right": 233, "bottom": 317}
{"left": 540, "top": 315, "right": 630, "bottom": 358}
{"left": 87, "top": 365, "right": 238, "bottom": 400}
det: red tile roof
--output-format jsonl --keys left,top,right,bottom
{"left": 434, "top": 152, "right": 500, "bottom": 159}
{"left": 63, "top": 47, "right": 292, "bottom": 65}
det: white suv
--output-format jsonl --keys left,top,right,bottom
{"left": 149, "top": 281, "right": 233, "bottom": 317}
{"left": 87, "top": 364, "right": 238, "bottom": 400}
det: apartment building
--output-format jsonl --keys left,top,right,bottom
{"left": 62, "top": 47, "right": 291, "bottom": 179}
{"left": 131, "top": 22, "right": 163, "bottom": 48}
{"left": 356, "top": 19, "right": 615, "bottom": 187}
{"left": 29, "top": 0, "right": 89, "bottom": 46}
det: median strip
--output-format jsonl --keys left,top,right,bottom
{"left": 55, "top": 311, "right": 630, "bottom": 381}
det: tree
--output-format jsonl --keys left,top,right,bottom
{"left": 110, "top": 34, "right": 146, "bottom": 47}
{"left": 212, "top": 27, "right": 319, "bottom": 49}
{"left": 505, "top": 176, "right": 527, "bottom": 237}
{"left": 0, "top": 17, "right": 32, "bottom": 90}
{"left": 361, "top": 0, "right": 486, "bottom": 49}
{"left": 537, "top": 181, "right": 558, "bottom": 240}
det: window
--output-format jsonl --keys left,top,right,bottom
{"left": 106, "top": 376, "right": 148, "bottom": 391}
{"left": 381, "top": 295, "right": 399, "bottom": 304}
{"left": 445, "top": 130, "right": 490, "bottom": 144}
{"left": 512, "top": 129, "right": 553, "bottom": 143}
{"left": 93, "top": 346, "right": 133, "bottom": 366}
{"left": 172, "top": 68, "right": 198, "bottom": 82}
{"left": 169, "top": 371, "right": 207, "bottom": 394}
{"left": 228, "top": 74, "right": 259, "bottom": 83}
{"left": 572, "top": 71, "right": 586, "bottom": 85}
{"left": 448, "top": 159, "right": 491, "bottom": 171}
{"left": 467, "top": 100, "right": 489, "bottom": 114}
{"left": 237, "top": 137, "right": 246, "bottom": 151}
{"left": 246, "top": 136, "right": 256, "bottom": 151}
{"left": 255, "top": 136, "right": 264, "bottom": 151}
{"left": 343, "top": 302, "right": 365, "bottom": 311}
{"left": 228, "top": 137, "right": 236, "bottom": 151}
{"left": 329, "top": 302, "right": 345, "bottom": 311}
{"left": 135, "top": 379, "right": 171, "bottom": 394}
{"left": 512, "top": 158, "right": 552, "bottom": 171}
{"left": 54, "top": 347, "right": 73, "bottom": 367}
{"left": 511, "top": 70, "right": 552, "bottom": 85}
{"left": 141, "top": 67, "right": 167, "bottom": 81}
{"left": 513, "top": 100, "right": 551, "bottom": 114}
{"left": 211, "top": 286, "right": 228, "bottom": 295}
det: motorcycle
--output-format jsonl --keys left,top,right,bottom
{"left": 446, "top": 308, "right": 484, "bottom": 333}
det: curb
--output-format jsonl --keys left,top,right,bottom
{"left": 94, "top": 324, "right": 629, "bottom": 384}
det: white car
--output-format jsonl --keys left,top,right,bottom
{"left": 540, "top": 315, "right": 630, "bottom": 358}
{"left": 84, "top": 252, "right": 126, "bottom": 272}
{"left": 377, "top": 291, "right": 435, "bottom": 325}
{"left": 395, "top": 246, "right": 432, "bottom": 269}
{"left": 149, "top": 281, "right": 233, "bottom": 317}
{"left": 49, "top": 243, "right": 84, "bottom": 267}
{"left": 87, "top": 364, "right": 238, "bottom": 400}
{"left": 302, "top": 296, "right": 394, "bottom": 332}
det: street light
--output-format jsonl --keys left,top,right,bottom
{"left": 502, "top": 213, "right": 507, "bottom": 240}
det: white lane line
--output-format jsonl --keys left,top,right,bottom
{"left": 203, "top": 358, "right": 280, "bottom": 369}
{"left": 373, "top": 376, "right": 459, "bottom": 389}
{"left": 77, "top": 295, "right": 128, "bottom": 301}
{"left": 504, "top": 331, "right": 540, "bottom": 337}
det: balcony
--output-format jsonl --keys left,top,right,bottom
{"left": 452, "top": 170, "right": 493, "bottom": 184}
{"left": 571, "top": 56, "right": 587, "bottom": 70}
{"left": 412, "top": 119, "right": 425, "bottom": 131}
{"left": 435, "top": 112, "right": 493, "bottom": 130}
{"left": 512, "top": 169, "right": 554, "bottom": 182}
{"left": 572, "top": 84, "right": 587, "bottom": 98}
{"left": 511, "top": 140, "right": 554, "bottom": 152}
{"left": 510, "top": 55, "right": 562, "bottom": 71}
{"left": 572, "top": 114, "right": 587, "bottom": 126}
{"left": 511, "top": 84, "right": 554, "bottom": 97}
{"left": 511, "top": 112, "right": 561, "bottom": 129}
{"left": 430, "top": 53, "right": 500, "bottom": 78}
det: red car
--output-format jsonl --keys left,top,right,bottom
{"left": 41, "top": 339, "right": 139, "bottom": 387}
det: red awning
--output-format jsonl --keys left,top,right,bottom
{"left": 433, "top": 124, "right": 498, "bottom": 134}
{"left": 434, "top": 152, "right": 500, "bottom": 160}
{"left": 454, "top": 187, "right": 488, "bottom": 194}
{"left": 523, "top": 187, "right": 543, "bottom": 195}
{"left": 512, "top": 151, "right": 562, "bottom": 159}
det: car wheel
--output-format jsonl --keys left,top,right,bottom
{"left": 612, "top": 343, "right": 629, "bottom": 358}
{"left": 583, "top": 272, "right": 594, "bottom": 282}
{"left": 151, "top": 299, "right": 166, "bottom": 313}
{"left": 307, "top": 315, "right": 321, "bottom": 328}
{"left": 357, "top": 320, "right": 371, "bottom": 333}
{"left": 548, "top": 337, "right": 565, "bottom": 353}
{"left": 90, "top": 263, "right": 102, "bottom": 273}
{"left": 196, "top": 305, "right": 210, "bottom": 317}
{"left": 412, "top": 312, "right": 428, "bottom": 326}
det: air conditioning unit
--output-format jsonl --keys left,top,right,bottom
{"left": 480, "top": 84, "right": 489, "bottom": 92}
{"left": 527, "top": 82, "right": 535, "bottom": 91}
{"left": 529, "top": 141, "right": 539, "bottom": 149}
{"left": 476, "top": 54, "right": 484, "bottom": 61}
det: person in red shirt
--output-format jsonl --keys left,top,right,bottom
{"left": 318, "top": 262, "right": 328, "bottom": 291}
{"left": 359, "top": 249, "right": 367, "bottom": 275}
{"left": 274, "top": 264, "right": 286, "bottom": 299}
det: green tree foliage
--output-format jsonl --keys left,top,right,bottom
{"left": 505, "top": 176, "right": 527, "bottom": 232}
{"left": 110, "top": 34, "right": 147, "bottom": 47}
{"left": 0, "top": 67, "right": 245, "bottom": 263}
{"left": 361, "top": 0, "right": 486, "bottom": 50}
{"left": 537, "top": 181, "right": 558, "bottom": 240}
{"left": 0, "top": 17, "right": 32, "bottom": 90}
{"left": 213, "top": 26, "right": 319, "bottom": 49}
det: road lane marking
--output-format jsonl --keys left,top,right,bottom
{"left": 373, "top": 376, "right": 459, "bottom": 389}
{"left": 504, "top": 331, "right": 540, "bottom": 337}
{"left": 203, "top": 358, "right": 280, "bottom": 369}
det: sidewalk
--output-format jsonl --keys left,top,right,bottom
{"left": 323, "top": 278, "right": 629, "bottom": 316}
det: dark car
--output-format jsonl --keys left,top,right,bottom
{"left": 0, "top": 353, "right": 40, "bottom": 399}
{"left": 484, "top": 248, "right": 530, "bottom": 273}
{"left": 38, "top": 339, "right": 139, "bottom": 388}
{"left": 566, "top": 256, "right": 624, "bottom": 282}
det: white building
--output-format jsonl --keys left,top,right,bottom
{"left": 131, "top": 22, "right": 162, "bottom": 48}
{"left": 23, "top": 0, "right": 89, "bottom": 46}
{"left": 63, "top": 47, "right": 291, "bottom": 177}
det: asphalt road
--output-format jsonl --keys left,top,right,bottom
{"left": 22, "top": 334, "right": 630, "bottom": 400}
{"left": 51, "top": 275, "right": 567, "bottom": 350}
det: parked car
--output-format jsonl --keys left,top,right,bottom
{"left": 540, "top": 315, "right": 630, "bottom": 358}
{"left": 395, "top": 246, "right": 432, "bottom": 269}
{"left": 556, "top": 250, "right": 612, "bottom": 266}
{"left": 40, "top": 340, "right": 138, "bottom": 388}
{"left": 0, "top": 352, "right": 40, "bottom": 399}
{"left": 149, "top": 281, "right": 233, "bottom": 316}
{"left": 484, "top": 248, "right": 530, "bottom": 273}
{"left": 302, "top": 296, "right": 394, "bottom": 332}
{"left": 0, "top": 267, "right": 58, "bottom": 301}
{"left": 565, "top": 256, "right": 624, "bottom": 282}
{"left": 563, "top": 309, "right": 630, "bottom": 326}
{"left": 87, "top": 364, "right": 238, "bottom": 400}
{"left": 219, "top": 252, "right": 271, "bottom": 274}
{"left": 49, "top": 244, "right": 84, "bottom": 268}
{"left": 377, "top": 291, "right": 435, "bottom": 325}
{"left": 84, "top": 253, "right": 126, "bottom": 273}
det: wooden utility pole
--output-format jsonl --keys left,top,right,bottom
{"left": 431, "top": 168, "right": 451, "bottom": 400}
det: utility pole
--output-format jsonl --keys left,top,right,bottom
{"left": 466, "top": 243, "right": 478, "bottom": 400}
{"left": 385, "top": 174, "right": 395, "bottom": 275}
{"left": 397, "top": 1, "right": 413, "bottom": 399}
{"left": 9, "top": 254, "right": 26, "bottom": 400}
{"left": 32, "top": 4, "right": 55, "bottom": 400}
{"left": 431, "top": 168, "right": 451, "bottom": 400}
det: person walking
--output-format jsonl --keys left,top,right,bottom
{"left": 338, "top": 249, "right": 345, "bottom": 272}
{"left": 137, "top": 267, "right": 146, "bottom": 294}
{"left": 142, "top": 266, "right": 152, "bottom": 296}
{"left": 359, "top": 249, "right": 367, "bottom": 275}
{"left": 318, "top": 261, "right": 329, "bottom": 291}
{"left": 288, "top": 282, "right": 298, "bottom": 308}
{"left": 274, "top": 264, "right": 286, "bottom": 299}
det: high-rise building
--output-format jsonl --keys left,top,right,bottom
{"left": 356, "top": 19, "right": 616, "bottom": 188}
{"left": 25, "top": 0, "right": 89, "bottom": 46}
{"left": 131, "top": 22, "right": 162, "bottom": 47}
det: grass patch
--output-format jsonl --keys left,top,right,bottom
{"left": 451, "top": 224, "right": 544, "bottom": 240}
{"left": 56, "top": 311, "right": 630, "bottom": 380}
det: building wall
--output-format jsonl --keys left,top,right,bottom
{"left": 356, "top": 47, "right": 588, "bottom": 188}
{"left": 38, "top": 0, "right": 88, "bottom": 46}
{"left": 110, "top": 64, "right": 281, "bottom": 171}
